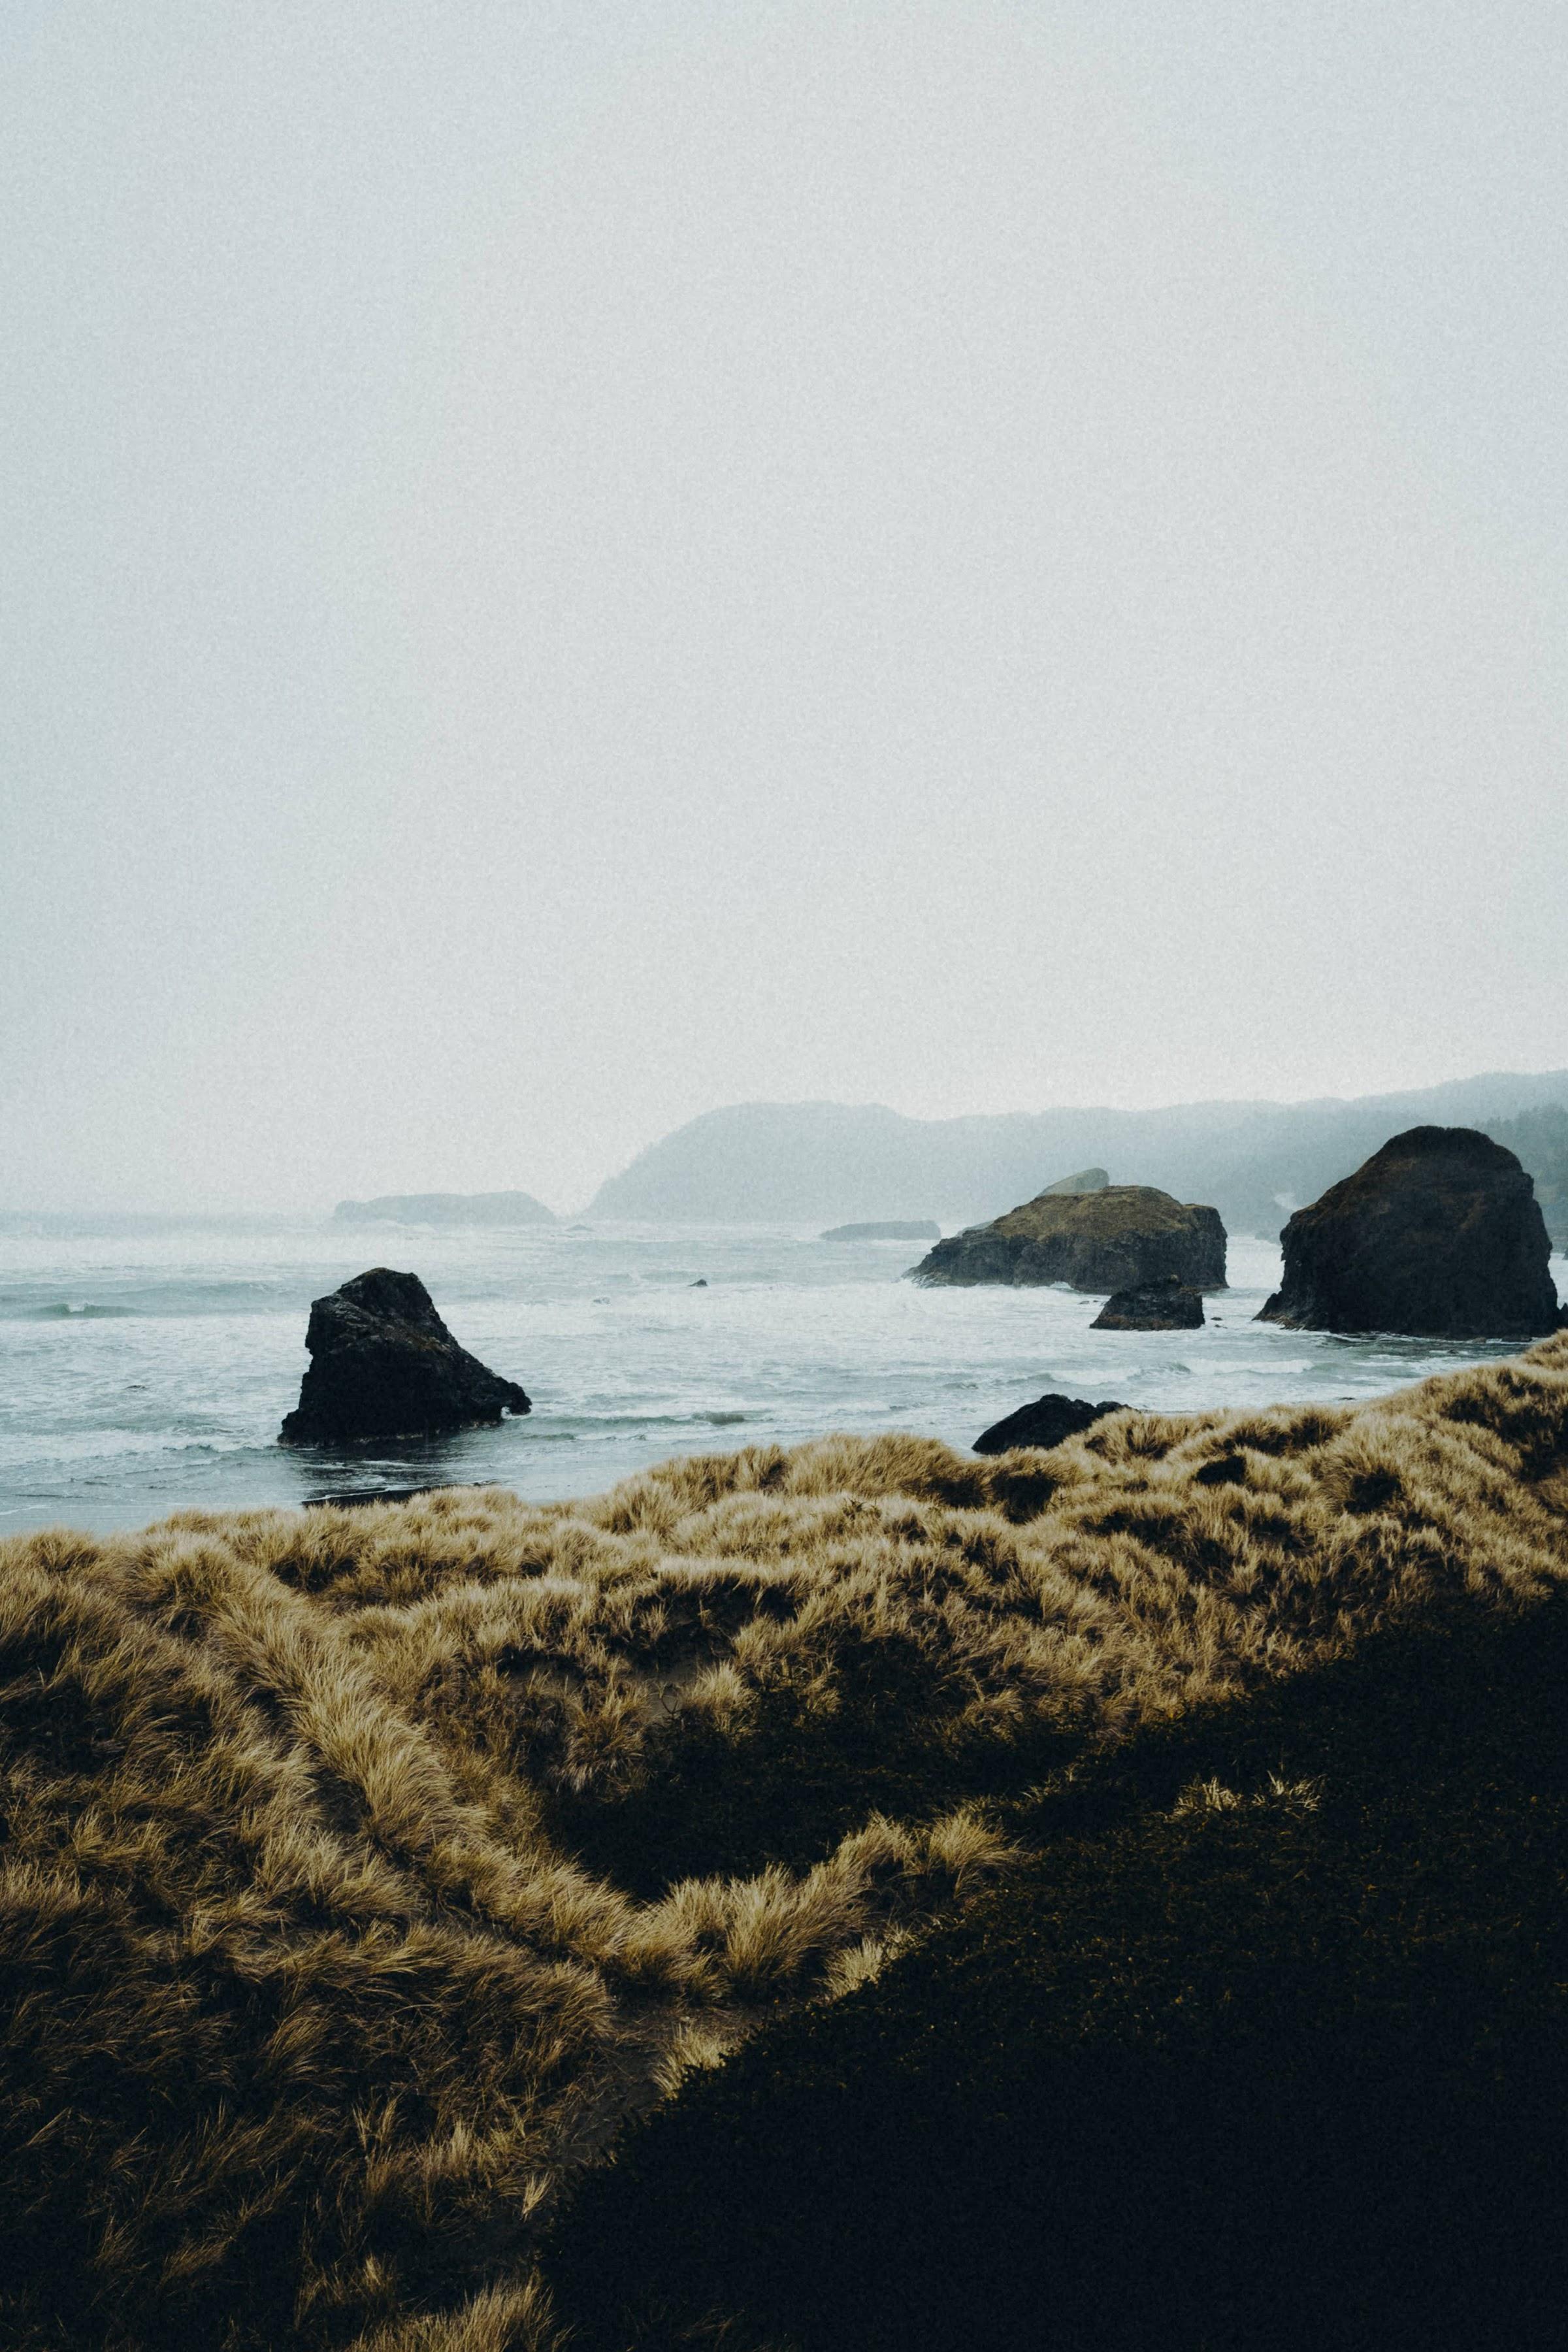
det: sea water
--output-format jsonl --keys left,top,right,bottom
{"left": 2, "top": 1217, "right": 1562, "bottom": 1537}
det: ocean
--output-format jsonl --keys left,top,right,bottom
{"left": 3, "top": 1217, "right": 1561, "bottom": 1538}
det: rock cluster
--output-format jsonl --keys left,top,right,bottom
{"left": 973, "top": 1393, "right": 1128, "bottom": 1456}
{"left": 1091, "top": 1276, "right": 1205, "bottom": 1331}
{"left": 280, "top": 1268, "right": 531, "bottom": 1445}
{"left": 1257, "top": 1126, "right": 1561, "bottom": 1339}
{"left": 911, "top": 1184, "right": 1225, "bottom": 1293}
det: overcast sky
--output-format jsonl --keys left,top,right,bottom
{"left": 3, "top": 1, "right": 1565, "bottom": 1213}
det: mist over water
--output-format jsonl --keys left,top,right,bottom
{"left": 4, "top": 1218, "right": 1560, "bottom": 1537}
{"left": 4, "top": 7, "right": 1567, "bottom": 1218}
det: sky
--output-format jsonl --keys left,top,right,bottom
{"left": 3, "top": 1, "right": 1565, "bottom": 1214}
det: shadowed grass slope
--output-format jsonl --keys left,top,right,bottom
{"left": 552, "top": 1591, "right": 1568, "bottom": 2352}
{"left": 1, "top": 1337, "right": 1566, "bottom": 2348}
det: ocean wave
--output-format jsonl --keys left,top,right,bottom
{"left": 2, "top": 1278, "right": 297, "bottom": 1322}
{"left": 23, "top": 1302, "right": 138, "bottom": 1321}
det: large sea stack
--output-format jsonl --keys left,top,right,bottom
{"left": 280, "top": 1268, "right": 532, "bottom": 1444}
{"left": 911, "top": 1184, "right": 1226, "bottom": 1292}
{"left": 1257, "top": 1126, "right": 1561, "bottom": 1338}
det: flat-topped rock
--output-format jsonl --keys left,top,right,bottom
{"left": 280, "top": 1268, "right": 532, "bottom": 1444}
{"left": 973, "top": 1393, "right": 1128, "bottom": 1456}
{"left": 911, "top": 1184, "right": 1225, "bottom": 1292}
{"left": 1258, "top": 1126, "right": 1561, "bottom": 1338}
{"left": 1092, "top": 1276, "right": 1205, "bottom": 1331}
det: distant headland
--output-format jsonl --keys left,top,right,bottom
{"left": 586, "top": 1075, "right": 1568, "bottom": 1239}
{"left": 331, "top": 1190, "right": 557, "bottom": 1228}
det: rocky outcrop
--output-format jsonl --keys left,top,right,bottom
{"left": 973, "top": 1393, "right": 1128, "bottom": 1456}
{"left": 911, "top": 1185, "right": 1225, "bottom": 1292}
{"left": 1257, "top": 1126, "right": 1561, "bottom": 1339}
{"left": 280, "top": 1268, "right": 532, "bottom": 1444}
{"left": 1091, "top": 1276, "right": 1204, "bottom": 1330}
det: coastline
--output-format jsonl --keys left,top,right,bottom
{"left": 5, "top": 1223, "right": 1563, "bottom": 1539}
{"left": 5, "top": 1334, "right": 1566, "bottom": 2347}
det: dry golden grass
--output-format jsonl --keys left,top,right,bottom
{"left": 3, "top": 1335, "right": 1567, "bottom": 2347}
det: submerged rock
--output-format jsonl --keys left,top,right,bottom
{"left": 973, "top": 1393, "right": 1128, "bottom": 1456}
{"left": 912, "top": 1184, "right": 1225, "bottom": 1292}
{"left": 1092, "top": 1276, "right": 1205, "bottom": 1331}
{"left": 280, "top": 1268, "right": 531, "bottom": 1444}
{"left": 1257, "top": 1126, "right": 1561, "bottom": 1339}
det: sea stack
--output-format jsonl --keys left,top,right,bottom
{"left": 1091, "top": 1276, "right": 1204, "bottom": 1331}
{"left": 1257, "top": 1126, "right": 1561, "bottom": 1339}
{"left": 281, "top": 1268, "right": 532, "bottom": 1444}
{"left": 911, "top": 1184, "right": 1225, "bottom": 1292}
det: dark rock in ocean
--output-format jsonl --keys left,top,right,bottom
{"left": 1257, "top": 1126, "right": 1562, "bottom": 1339}
{"left": 280, "top": 1268, "right": 531, "bottom": 1445}
{"left": 690, "top": 1278, "right": 709, "bottom": 1287}
{"left": 912, "top": 1185, "right": 1226, "bottom": 1293}
{"left": 1091, "top": 1275, "right": 1205, "bottom": 1331}
{"left": 821, "top": 1220, "right": 941, "bottom": 1241}
{"left": 973, "top": 1393, "right": 1128, "bottom": 1456}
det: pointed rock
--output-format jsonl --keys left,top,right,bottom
{"left": 280, "top": 1268, "right": 531, "bottom": 1444}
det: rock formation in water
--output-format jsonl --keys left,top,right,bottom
{"left": 911, "top": 1185, "right": 1225, "bottom": 1293}
{"left": 280, "top": 1268, "right": 532, "bottom": 1444}
{"left": 1256, "top": 1126, "right": 1561, "bottom": 1339}
{"left": 332, "top": 1192, "right": 557, "bottom": 1228}
{"left": 973, "top": 1393, "right": 1128, "bottom": 1456}
{"left": 1092, "top": 1276, "right": 1205, "bottom": 1331}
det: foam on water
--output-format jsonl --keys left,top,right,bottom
{"left": 1, "top": 1219, "right": 1561, "bottom": 1535}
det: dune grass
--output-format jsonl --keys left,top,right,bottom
{"left": 555, "top": 1588, "right": 1568, "bottom": 2351}
{"left": 2, "top": 1336, "right": 1567, "bottom": 2347}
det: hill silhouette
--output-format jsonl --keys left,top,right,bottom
{"left": 587, "top": 1071, "right": 1568, "bottom": 1233}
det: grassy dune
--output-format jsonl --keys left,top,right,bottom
{"left": 3, "top": 1337, "right": 1567, "bottom": 2349}
{"left": 559, "top": 1580, "right": 1568, "bottom": 2351}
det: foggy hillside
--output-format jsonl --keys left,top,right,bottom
{"left": 587, "top": 1071, "right": 1568, "bottom": 1235}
